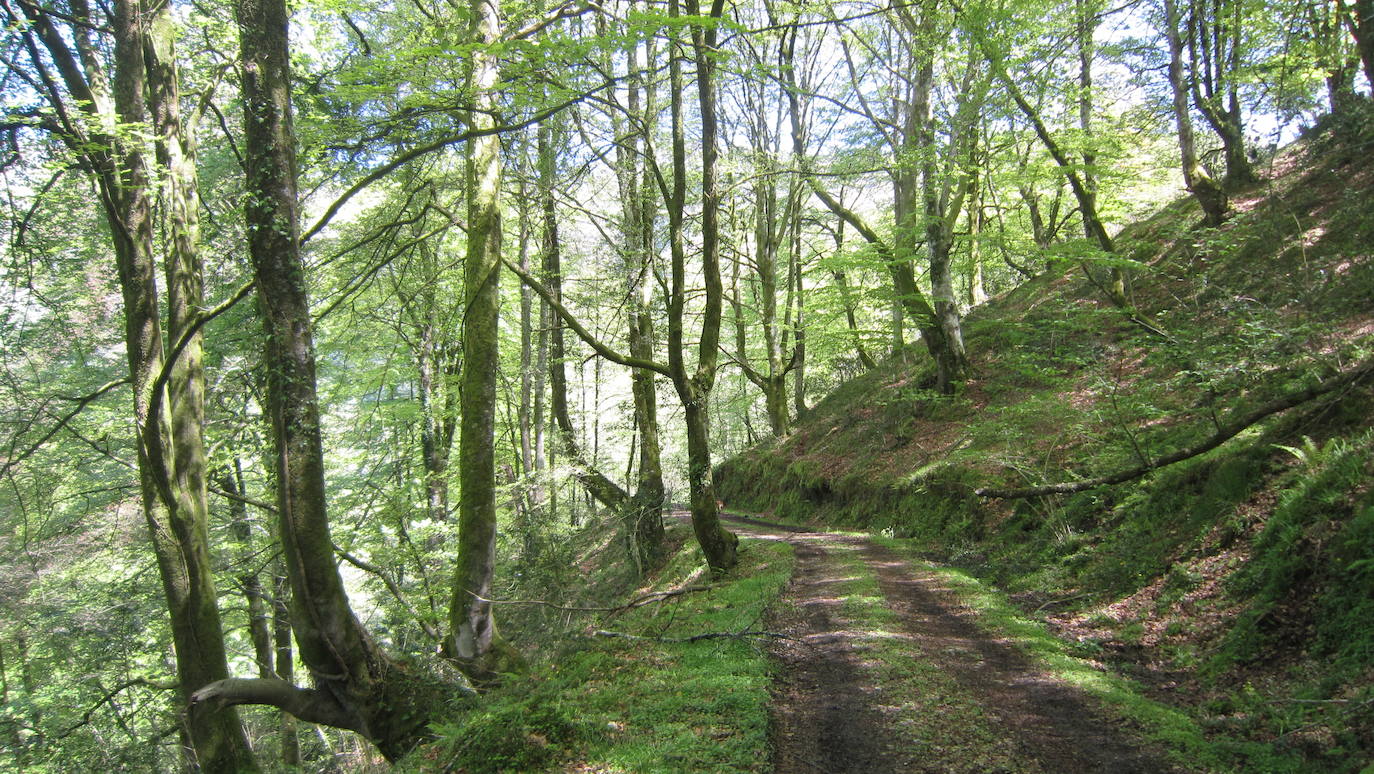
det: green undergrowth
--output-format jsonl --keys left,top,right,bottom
{"left": 404, "top": 528, "right": 794, "bottom": 773}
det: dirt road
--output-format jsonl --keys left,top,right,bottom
{"left": 720, "top": 514, "right": 1174, "bottom": 774}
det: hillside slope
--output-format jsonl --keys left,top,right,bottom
{"left": 717, "top": 122, "right": 1374, "bottom": 771}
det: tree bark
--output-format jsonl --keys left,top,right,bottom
{"left": 1353, "top": 0, "right": 1374, "bottom": 95}
{"left": 782, "top": 17, "right": 961, "bottom": 391}
{"left": 272, "top": 572, "right": 299, "bottom": 766}
{"left": 618, "top": 21, "right": 668, "bottom": 569}
{"left": 1186, "top": 0, "right": 1257, "bottom": 186}
{"left": 668, "top": 0, "right": 737, "bottom": 571}
{"left": 897, "top": 0, "right": 974, "bottom": 394}
{"left": 221, "top": 464, "right": 273, "bottom": 680}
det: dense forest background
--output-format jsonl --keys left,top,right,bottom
{"left": 1, "top": 0, "right": 1371, "bottom": 769}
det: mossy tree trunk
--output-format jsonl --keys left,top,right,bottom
{"left": 503, "top": 0, "right": 737, "bottom": 571}
{"left": 781, "top": 14, "right": 965, "bottom": 393}
{"left": 1354, "top": 0, "right": 1374, "bottom": 96}
{"left": 618, "top": 18, "right": 668, "bottom": 569}
{"left": 1183, "top": 0, "right": 1257, "bottom": 188}
{"left": 665, "top": 0, "right": 737, "bottom": 571}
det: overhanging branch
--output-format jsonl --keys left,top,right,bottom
{"left": 502, "top": 255, "right": 672, "bottom": 377}
{"left": 302, "top": 86, "right": 614, "bottom": 244}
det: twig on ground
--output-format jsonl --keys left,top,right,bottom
{"left": 591, "top": 629, "right": 799, "bottom": 644}
{"left": 1033, "top": 592, "right": 1093, "bottom": 613}
{"left": 469, "top": 585, "right": 716, "bottom": 615}
{"left": 794, "top": 755, "right": 833, "bottom": 773}
{"left": 1265, "top": 698, "right": 1372, "bottom": 705}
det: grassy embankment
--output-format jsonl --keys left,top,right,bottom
{"left": 717, "top": 119, "right": 1374, "bottom": 771}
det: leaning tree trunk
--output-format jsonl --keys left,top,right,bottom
{"left": 14, "top": 0, "right": 256, "bottom": 765}
{"left": 191, "top": 0, "right": 450, "bottom": 760}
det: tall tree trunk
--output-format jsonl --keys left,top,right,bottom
{"left": 271, "top": 572, "right": 299, "bottom": 767}
{"left": 667, "top": 0, "right": 736, "bottom": 571}
{"left": 13, "top": 0, "right": 255, "bottom": 765}
{"left": 447, "top": 0, "right": 520, "bottom": 682}
{"left": 221, "top": 464, "right": 273, "bottom": 679}
{"left": 540, "top": 124, "right": 631, "bottom": 515}
{"left": 745, "top": 84, "right": 792, "bottom": 436}
{"left": 1164, "top": 0, "right": 1230, "bottom": 225}
{"left": 1353, "top": 0, "right": 1374, "bottom": 95}
{"left": 1077, "top": 0, "right": 1099, "bottom": 206}
{"left": 109, "top": 3, "right": 259, "bottom": 768}
{"left": 620, "top": 21, "right": 667, "bottom": 570}
{"left": 897, "top": 0, "right": 971, "bottom": 393}
{"left": 1185, "top": 0, "right": 1256, "bottom": 187}
{"left": 517, "top": 173, "right": 543, "bottom": 525}
{"left": 788, "top": 204, "right": 808, "bottom": 418}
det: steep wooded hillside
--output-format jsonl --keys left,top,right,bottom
{"left": 717, "top": 119, "right": 1374, "bottom": 771}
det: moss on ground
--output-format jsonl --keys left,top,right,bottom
{"left": 404, "top": 530, "right": 794, "bottom": 773}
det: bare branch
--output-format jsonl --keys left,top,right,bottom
{"left": 302, "top": 86, "right": 613, "bottom": 244}
{"left": 501, "top": 255, "right": 673, "bottom": 377}
{"left": 334, "top": 544, "right": 441, "bottom": 642}
{"left": 505, "top": 1, "right": 592, "bottom": 41}
{"left": 209, "top": 486, "right": 277, "bottom": 514}
{"left": 54, "top": 677, "right": 177, "bottom": 740}
{"left": 1, "top": 378, "right": 128, "bottom": 478}
{"left": 977, "top": 358, "right": 1374, "bottom": 499}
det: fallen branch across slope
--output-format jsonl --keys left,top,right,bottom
{"left": 977, "top": 357, "right": 1374, "bottom": 500}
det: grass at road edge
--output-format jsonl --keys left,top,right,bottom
{"left": 405, "top": 536, "right": 794, "bottom": 773}
{"left": 870, "top": 535, "right": 1307, "bottom": 773}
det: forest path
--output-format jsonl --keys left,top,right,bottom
{"left": 717, "top": 512, "right": 1174, "bottom": 774}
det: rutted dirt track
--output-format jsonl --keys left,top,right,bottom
{"left": 721, "top": 514, "right": 1174, "bottom": 774}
